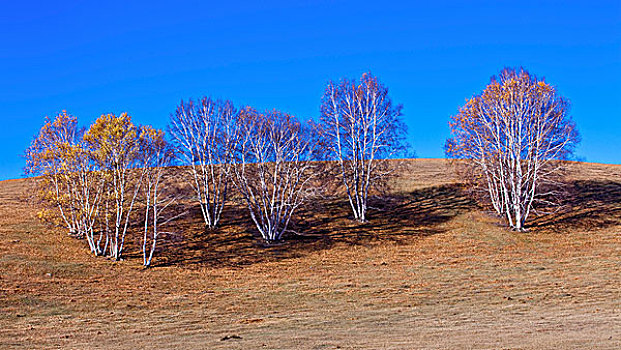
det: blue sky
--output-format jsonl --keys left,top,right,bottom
{"left": 1, "top": 0, "right": 619, "bottom": 180}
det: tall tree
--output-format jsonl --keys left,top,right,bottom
{"left": 25, "top": 112, "right": 106, "bottom": 255}
{"left": 320, "top": 72, "right": 407, "bottom": 222}
{"left": 231, "top": 108, "right": 319, "bottom": 242}
{"left": 139, "top": 126, "right": 176, "bottom": 267}
{"left": 84, "top": 113, "right": 145, "bottom": 260}
{"left": 168, "top": 97, "right": 238, "bottom": 229}
{"left": 446, "top": 67, "right": 579, "bottom": 231}
{"left": 24, "top": 111, "right": 83, "bottom": 235}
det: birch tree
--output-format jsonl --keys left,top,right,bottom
{"left": 139, "top": 126, "right": 176, "bottom": 267}
{"left": 25, "top": 111, "right": 83, "bottom": 235}
{"left": 320, "top": 72, "right": 407, "bottom": 222}
{"left": 63, "top": 142, "right": 106, "bottom": 255}
{"left": 84, "top": 113, "right": 146, "bottom": 260}
{"left": 445, "top": 67, "right": 579, "bottom": 231}
{"left": 168, "top": 97, "right": 238, "bottom": 229}
{"left": 231, "top": 108, "right": 318, "bottom": 242}
{"left": 25, "top": 112, "right": 107, "bottom": 255}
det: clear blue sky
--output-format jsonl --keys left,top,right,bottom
{"left": 1, "top": 1, "right": 619, "bottom": 180}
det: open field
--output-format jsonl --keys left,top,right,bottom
{"left": 1, "top": 159, "right": 619, "bottom": 349}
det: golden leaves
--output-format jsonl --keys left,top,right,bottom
{"left": 84, "top": 113, "right": 140, "bottom": 166}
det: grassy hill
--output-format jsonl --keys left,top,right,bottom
{"left": 1, "top": 159, "right": 619, "bottom": 349}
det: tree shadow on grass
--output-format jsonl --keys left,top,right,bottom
{"left": 152, "top": 183, "right": 474, "bottom": 268}
{"left": 528, "top": 179, "right": 621, "bottom": 232}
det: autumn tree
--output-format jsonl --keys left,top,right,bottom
{"left": 320, "top": 72, "right": 408, "bottom": 222}
{"left": 25, "top": 112, "right": 109, "bottom": 255}
{"left": 445, "top": 67, "right": 579, "bottom": 231}
{"left": 26, "top": 111, "right": 186, "bottom": 263}
{"left": 168, "top": 97, "right": 239, "bottom": 230}
{"left": 25, "top": 111, "right": 84, "bottom": 236}
{"left": 231, "top": 108, "right": 319, "bottom": 242}
{"left": 84, "top": 113, "right": 146, "bottom": 260}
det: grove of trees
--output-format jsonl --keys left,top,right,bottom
{"left": 25, "top": 112, "right": 175, "bottom": 265}
{"left": 24, "top": 68, "right": 579, "bottom": 267}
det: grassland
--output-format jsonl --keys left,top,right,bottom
{"left": 0, "top": 159, "right": 619, "bottom": 349}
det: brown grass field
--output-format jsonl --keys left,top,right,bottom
{"left": 1, "top": 159, "right": 619, "bottom": 349}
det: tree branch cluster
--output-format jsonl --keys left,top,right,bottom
{"left": 446, "top": 67, "right": 579, "bottom": 231}
{"left": 25, "top": 72, "right": 408, "bottom": 265}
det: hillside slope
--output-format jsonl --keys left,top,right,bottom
{"left": 1, "top": 159, "right": 619, "bottom": 349}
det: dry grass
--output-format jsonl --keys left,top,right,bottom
{"left": 0, "top": 159, "right": 619, "bottom": 349}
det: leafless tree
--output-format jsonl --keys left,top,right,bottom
{"left": 446, "top": 67, "right": 579, "bottom": 231}
{"left": 231, "top": 108, "right": 319, "bottom": 242}
{"left": 139, "top": 126, "right": 176, "bottom": 267}
{"left": 320, "top": 72, "right": 407, "bottom": 222}
{"left": 168, "top": 97, "right": 238, "bottom": 229}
